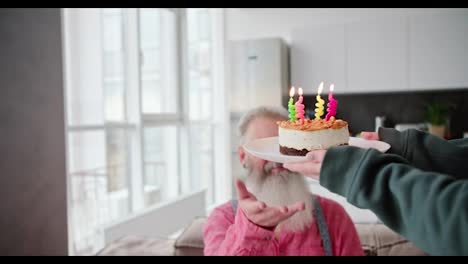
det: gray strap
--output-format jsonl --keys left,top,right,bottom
{"left": 231, "top": 197, "right": 333, "bottom": 256}
{"left": 312, "top": 195, "right": 333, "bottom": 256}
{"left": 231, "top": 199, "right": 238, "bottom": 214}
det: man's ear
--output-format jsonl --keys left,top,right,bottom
{"left": 238, "top": 145, "right": 246, "bottom": 167}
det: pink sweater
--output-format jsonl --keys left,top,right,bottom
{"left": 203, "top": 195, "right": 364, "bottom": 256}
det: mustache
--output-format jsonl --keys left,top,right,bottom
{"left": 263, "top": 162, "right": 284, "bottom": 174}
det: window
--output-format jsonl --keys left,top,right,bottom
{"left": 63, "top": 8, "right": 229, "bottom": 256}
{"left": 139, "top": 8, "right": 177, "bottom": 114}
{"left": 187, "top": 8, "right": 215, "bottom": 203}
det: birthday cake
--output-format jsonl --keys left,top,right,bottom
{"left": 277, "top": 117, "right": 349, "bottom": 156}
{"left": 278, "top": 83, "right": 350, "bottom": 156}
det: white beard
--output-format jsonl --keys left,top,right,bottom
{"left": 244, "top": 160, "right": 313, "bottom": 234}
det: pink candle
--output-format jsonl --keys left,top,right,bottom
{"left": 295, "top": 87, "right": 305, "bottom": 123}
{"left": 325, "top": 84, "right": 337, "bottom": 121}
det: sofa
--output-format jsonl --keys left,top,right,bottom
{"left": 97, "top": 217, "right": 428, "bottom": 256}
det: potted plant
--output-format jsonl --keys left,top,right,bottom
{"left": 425, "top": 101, "right": 453, "bottom": 138}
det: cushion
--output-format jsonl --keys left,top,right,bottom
{"left": 174, "top": 217, "right": 205, "bottom": 256}
{"left": 96, "top": 236, "right": 176, "bottom": 256}
{"left": 355, "top": 223, "right": 427, "bottom": 256}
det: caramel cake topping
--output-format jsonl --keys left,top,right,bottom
{"left": 277, "top": 116, "right": 348, "bottom": 131}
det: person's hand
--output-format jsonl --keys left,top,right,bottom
{"left": 361, "top": 131, "right": 379, "bottom": 140}
{"left": 283, "top": 150, "right": 327, "bottom": 181}
{"left": 235, "top": 179, "right": 305, "bottom": 229}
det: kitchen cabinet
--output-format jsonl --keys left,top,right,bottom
{"left": 291, "top": 24, "right": 346, "bottom": 93}
{"left": 291, "top": 10, "right": 468, "bottom": 94}
{"left": 346, "top": 17, "right": 408, "bottom": 93}
{"left": 409, "top": 12, "right": 468, "bottom": 90}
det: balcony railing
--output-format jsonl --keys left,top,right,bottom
{"left": 69, "top": 162, "right": 165, "bottom": 255}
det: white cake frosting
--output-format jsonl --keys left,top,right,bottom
{"left": 279, "top": 125, "right": 350, "bottom": 151}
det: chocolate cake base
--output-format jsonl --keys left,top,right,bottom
{"left": 280, "top": 144, "right": 349, "bottom": 156}
{"left": 280, "top": 146, "right": 309, "bottom": 156}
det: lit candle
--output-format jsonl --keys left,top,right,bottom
{"left": 314, "top": 82, "right": 325, "bottom": 120}
{"left": 288, "top": 86, "right": 296, "bottom": 122}
{"left": 295, "top": 87, "right": 305, "bottom": 124}
{"left": 325, "top": 83, "right": 337, "bottom": 121}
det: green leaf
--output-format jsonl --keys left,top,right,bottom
{"left": 424, "top": 101, "right": 455, "bottom": 125}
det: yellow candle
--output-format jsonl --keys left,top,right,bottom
{"left": 315, "top": 82, "right": 325, "bottom": 120}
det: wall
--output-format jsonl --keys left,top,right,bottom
{"left": 0, "top": 8, "right": 68, "bottom": 255}
{"left": 226, "top": 8, "right": 463, "bottom": 43}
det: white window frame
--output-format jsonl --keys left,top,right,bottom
{"left": 125, "top": 8, "right": 184, "bottom": 212}
{"left": 62, "top": 8, "right": 230, "bottom": 255}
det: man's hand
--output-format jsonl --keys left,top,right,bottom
{"left": 235, "top": 179, "right": 305, "bottom": 229}
{"left": 283, "top": 150, "right": 327, "bottom": 181}
{"left": 284, "top": 132, "right": 378, "bottom": 179}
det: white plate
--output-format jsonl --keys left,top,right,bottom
{"left": 243, "top": 136, "right": 390, "bottom": 164}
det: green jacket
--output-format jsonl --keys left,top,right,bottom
{"left": 320, "top": 127, "right": 468, "bottom": 256}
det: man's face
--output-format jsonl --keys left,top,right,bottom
{"left": 241, "top": 116, "right": 286, "bottom": 175}
{"left": 239, "top": 116, "right": 313, "bottom": 233}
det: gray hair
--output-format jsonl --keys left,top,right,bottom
{"left": 238, "top": 106, "right": 289, "bottom": 144}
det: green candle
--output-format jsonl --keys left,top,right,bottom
{"left": 288, "top": 87, "right": 296, "bottom": 121}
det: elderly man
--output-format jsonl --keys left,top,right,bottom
{"left": 203, "top": 106, "right": 364, "bottom": 256}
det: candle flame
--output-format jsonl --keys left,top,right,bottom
{"left": 318, "top": 82, "right": 324, "bottom": 94}
{"left": 298, "top": 87, "right": 303, "bottom": 96}
{"left": 289, "top": 86, "right": 295, "bottom": 97}
{"left": 330, "top": 83, "right": 334, "bottom": 92}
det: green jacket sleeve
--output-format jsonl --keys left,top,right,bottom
{"left": 449, "top": 138, "right": 468, "bottom": 147}
{"left": 320, "top": 146, "right": 468, "bottom": 256}
{"left": 378, "top": 127, "right": 468, "bottom": 179}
